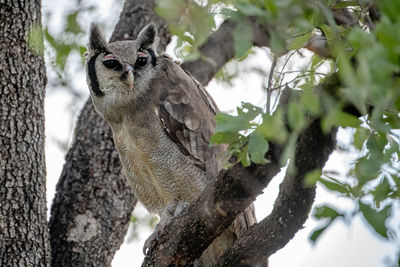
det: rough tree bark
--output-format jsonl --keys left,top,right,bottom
{"left": 0, "top": 1, "right": 50, "bottom": 266}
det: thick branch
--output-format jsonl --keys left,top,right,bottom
{"left": 181, "top": 17, "right": 270, "bottom": 85}
{"left": 215, "top": 119, "right": 337, "bottom": 266}
{"left": 143, "top": 148, "right": 282, "bottom": 267}
{"left": 142, "top": 121, "right": 335, "bottom": 266}
{"left": 143, "top": 77, "right": 340, "bottom": 266}
{"left": 49, "top": 1, "right": 169, "bottom": 266}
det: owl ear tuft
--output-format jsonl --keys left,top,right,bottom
{"left": 89, "top": 23, "right": 108, "bottom": 53}
{"left": 137, "top": 23, "right": 157, "bottom": 49}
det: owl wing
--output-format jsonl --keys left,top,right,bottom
{"left": 152, "top": 57, "right": 222, "bottom": 178}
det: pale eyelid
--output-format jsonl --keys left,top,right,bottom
{"left": 103, "top": 54, "right": 116, "bottom": 60}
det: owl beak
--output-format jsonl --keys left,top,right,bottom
{"left": 122, "top": 64, "right": 134, "bottom": 90}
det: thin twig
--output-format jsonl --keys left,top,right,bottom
{"left": 274, "top": 70, "right": 327, "bottom": 75}
{"left": 276, "top": 51, "right": 296, "bottom": 89}
{"left": 266, "top": 55, "right": 278, "bottom": 114}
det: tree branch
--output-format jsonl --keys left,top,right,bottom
{"left": 143, "top": 77, "right": 340, "bottom": 266}
{"left": 215, "top": 119, "right": 337, "bottom": 266}
{"left": 181, "top": 17, "right": 270, "bottom": 85}
{"left": 142, "top": 148, "right": 282, "bottom": 266}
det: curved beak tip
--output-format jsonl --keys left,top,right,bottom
{"left": 127, "top": 71, "right": 134, "bottom": 90}
{"left": 122, "top": 64, "right": 134, "bottom": 90}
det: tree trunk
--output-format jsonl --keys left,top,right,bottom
{"left": 0, "top": 1, "right": 50, "bottom": 266}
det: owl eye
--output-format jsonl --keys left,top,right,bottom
{"left": 103, "top": 59, "right": 121, "bottom": 70}
{"left": 135, "top": 57, "right": 147, "bottom": 67}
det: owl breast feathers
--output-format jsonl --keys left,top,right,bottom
{"left": 85, "top": 23, "right": 256, "bottom": 266}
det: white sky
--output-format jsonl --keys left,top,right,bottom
{"left": 43, "top": 1, "right": 399, "bottom": 266}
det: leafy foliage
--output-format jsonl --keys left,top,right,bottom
{"left": 155, "top": 0, "right": 400, "bottom": 260}
{"left": 42, "top": 0, "right": 107, "bottom": 95}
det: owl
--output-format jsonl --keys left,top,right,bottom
{"left": 85, "top": 23, "right": 256, "bottom": 266}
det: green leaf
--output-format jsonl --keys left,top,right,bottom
{"left": 155, "top": 0, "right": 186, "bottom": 21}
{"left": 210, "top": 132, "right": 242, "bottom": 145}
{"left": 65, "top": 11, "right": 83, "bottom": 34}
{"left": 383, "top": 113, "right": 400, "bottom": 129}
{"left": 248, "top": 131, "right": 269, "bottom": 164}
{"left": 366, "top": 133, "right": 387, "bottom": 156}
{"left": 331, "top": 1, "right": 359, "bottom": 8}
{"left": 233, "top": 22, "right": 253, "bottom": 58}
{"left": 183, "top": 49, "right": 201, "bottom": 62}
{"left": 263, "top": 0, "right": 278, "bottom": 16}
{"left": 320, "top": 24, "right": 335, "bottom": 42}
{"left": 322, "top": 105, "right": 361, "bottom": 133}
{"left": 353, "top": 127, "right": 369, "bottom": 150}
{"left": 79, "top": 46, "right": 87, "bottom": 56}
{"left": 359, "top": 201, "right": 391, "bottom": 238}
{"left": 236, "top": 2, "right": 266, "bottom": 17}
{"left": 310, "top": 223, "right": 330, "bottom": 244}
{"left": 301, "top": 89, "right": 321, "bottom": 116}
{"left": 238, "top": 145, "right": 251, "bottom": 167}
{"left": 395, "top": 96, "right": 400, "bottom": 110}
{"left": 376, "top": 0, "right": 400, "bottom": 23}
{"left": 337, "top": 52, "right": 367, "bottom": 114}
{"left": 314, "top": 205, "right": 342, "bottom": 220}
{"left": 269, "top": 30, "right": 287, "bottom": 55}
{"left": 258, "top": 109, "right": 288, "bottom": 143}
{"left": 214, "top": 113, "right": 251, "bottom": 133}
{"left": 373, "top": 177, "right": 392, "bottom": 208}
{"left": 280, "top": 133, "right": 297, "bottom": 167}
{"left": 214, "top": 102, "right": 262, "bottom": 134}
{"left": 335, "top": 110, "right": 361, "bottom": 128}
{"left": 318, "top": 177, "right": 348, "bottom": 194}
{"left": 130, "top": 215, "right": 138, "bottom": 223}
{"left": 238, "top": 102, "right": 263, "bottom": 120}
{"left": 311, "top": 204, "right": 344, "bottom": 244}
{"left": 288, "top": 101, "right": 306, "bottom": 132}
{"left": 28, "top": 24, "right": 44, "bottom": 57}
{"left": 287, "top": 32, "right": 312, "bottom": 50}
{"left": 354, "top": 156, "right": 381, "bottom": 186}
{"left": 304, "top": 169, "right": 322, "bottom": 186}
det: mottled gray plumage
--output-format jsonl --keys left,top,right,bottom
{"left": 85, "top": 23, "right": 256, "bottom": 266}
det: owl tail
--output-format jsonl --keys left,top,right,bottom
{"left": 195, "top": 204, "right": 268, "bottom": 267}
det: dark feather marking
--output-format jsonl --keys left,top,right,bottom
{"left": 146, "top": 48, "right": 157, "bottom": 67}
{"left": 158, "top": 105, "right": 206, "bottom": 172}
{"left": 88, "top": 53, "right": 104, "bottom": 97}
{"left": 138, "top": 24, "right": 156, "bottom": 48}
{"left": 153, "top": 58, "right": 224, "bottom": 177}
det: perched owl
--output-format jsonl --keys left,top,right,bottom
{"left": 85, "top": 23, "right": 256, "bottom": 266}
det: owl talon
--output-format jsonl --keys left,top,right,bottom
{"left": 143, "top": 220, "right": 168, "bottom": 255}
{"left": 143, "top": 231, "right": 158, "bottom": 255}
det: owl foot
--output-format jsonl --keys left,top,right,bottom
{"left": 143, "top": 231, "right": 158, "bottom": 255}
{"left": 142, "top": 200, "right": 192, "bottom": 255}
{"left": 143, "top": 200, "right": 179, "bottom": 255}
{"left": 143, "top": 218, "right": 172, "bottom": 255}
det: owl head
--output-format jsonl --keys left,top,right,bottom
{"left": 85, "top": 23, "right": 158, "bottom": 122}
